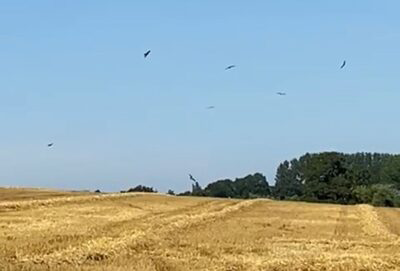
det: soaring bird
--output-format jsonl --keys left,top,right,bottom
{"left": 225, "top": 65, "right": 236, "bottom": 70}
{"left": 144, "top": 50, "right": 151, "bottom": 58}
{"left": 340, "top": 60, "right": 346, "bottom": 69}
{"left": 189, "top": 174, "right": 197, "bottom": 183}
{"left": 206, "top": 106, "right": 215, "bottom": 110}
{"left": 47, "top": 143, "right": 54, "bottom": 148}
{"left": 276, "top": 92, "right": 286, "bottom": 96}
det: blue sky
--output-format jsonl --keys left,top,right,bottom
{"left": 0, "top": 1, "right": 400, "bottom": 192}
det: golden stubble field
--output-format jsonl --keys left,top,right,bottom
{"left": 0, "top": 188, "right": 400, "bottom": 271}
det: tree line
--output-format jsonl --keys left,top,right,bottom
{"left": 121, "top": 173, "right": 271, "bottom": 199}
{"left": 183, "top": 173, "right": 271, "bottom": 199}
{"left": 120, "top": 152, "right": 400, "bottom": 207}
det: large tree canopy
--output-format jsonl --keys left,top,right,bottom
{"left": 273, "top": 152, "right": 400, "bottom": 207}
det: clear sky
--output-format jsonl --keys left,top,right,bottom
{"left": 1, "top": 1, "right": 400, "bottom": 192}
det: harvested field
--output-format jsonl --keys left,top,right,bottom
{"left": 1, "top": 189, "right": 400, "bottom": 270}
{"left": 0, "top": 188, "right": 92, "bottom": 202}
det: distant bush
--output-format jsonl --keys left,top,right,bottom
{"left": 370, "top": 184, "right": 400, "bottom": 207}
{"left": 124, "top": 185, "right": 157, "bottom": 193}
{"left": 94, "top": 189, "right": 101, "bottom": 193}
{"left": 287, "top": 195, "right": 301, "bottom": 201}
{"left": 353, "top": 186, "right": 374, "bottom": 204}
{"left": 177, "top": 191, "right": 192, "bottom": 196}
{"left": 353, "top": 184, "right": 400, "bottom": 207}
{"left": 167, "top": 189, "right": 175, "bottom": 195}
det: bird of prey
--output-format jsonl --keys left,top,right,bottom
{"left": 276, "top": 92, "right": 286, "bottom": 96}
{"left": 206, "top": 106, "right": 215, "bottom": 110}
{"left": 340, "top": 60, "right": 346, "bottom": 69}
{"left": 225, "top": 65, "right": 236, "bottom": 70}
{"left": 144, "top": 50, "right": 151, "bottom": 58}
{"left": 47, "top": 143, "right": 54, "bottom": 148}
{"left": 189, "top": 174, "right": 197, "bottom": 183}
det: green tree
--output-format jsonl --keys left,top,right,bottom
{"left": 274, "top": 160, "right": 304, "bottom": 199}
{"left": 203, "top": 179, "right": 236, "bottom": 198}
{"left": 191, "top": 181, "right": 205, "bottom": 196}
{"left": 233, "top": 173, "right": 270, "bottom": 198}
{"left": 352, "top": 185, "right": 374, "bottom": 204}
{"left": 370, "top": 184, "right": 400, "bottom": 207}
{"left": 302, "top": 152, "right": 348, "bottom": 202}
{"left": 381, "top": 155, "right": 400, "bottom": 187}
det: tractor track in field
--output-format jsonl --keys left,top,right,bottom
{"left": 333, "top": 206, "right": 351, "bottom": 240}
{"left": 356, "top": 205, "right": 398, "bottom": 241}
{"left": 376, "top": 208, "right": 400, "bottom": 238}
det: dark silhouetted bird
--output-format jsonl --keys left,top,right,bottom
{"left": 144, "top": 50, "right": 151, "bottom": 58}
{"left": 276, "top": 92, "right": 286, "bottom": 96}
{"left": 225, "top": 65, "right": 236, "bottom": 70}
{"left": 206, "top": 106, "right": 215, "bottom": 109}
{"left": 189, "top": 174, "right": 197, "bottom": 183}
{"left": 340, "top": 60, "right": 346, "bottom": 69}
{"left": 47, "top": 143, "right": 54, "bottom": 148}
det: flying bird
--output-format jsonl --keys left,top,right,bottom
{"left": 189, "top": 174, "right": 197, "bottom": 183}
{"left": 276, "top": 92, "right": 286, "bottom": 96}
{"left": 340, "top": 60, "right": 346, "bottom": 69}
{"left": 206, "top": 106, "right": 215, "bottom": 110}
{"left": 47, "top": 143, "right": 54, "bottom": 148}
{"left": 144, "top": 50, "right": 151, "bottom": 58}
{"left": 225, "top": 65, "right": 236, "bottom": 70}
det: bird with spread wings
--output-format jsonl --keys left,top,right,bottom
{"left": 144, "top": 50, "right": 151, "bottom": 58}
